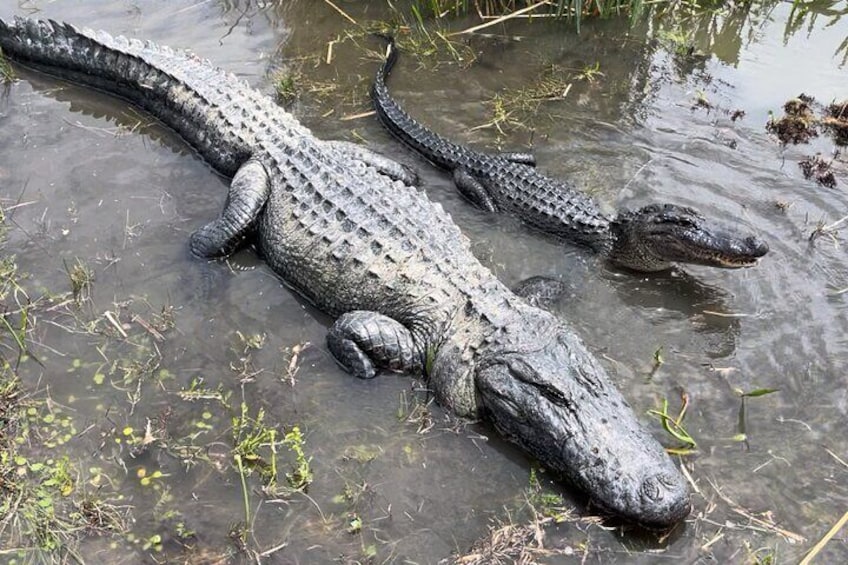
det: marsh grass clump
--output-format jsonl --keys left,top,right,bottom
{"left": 480, "top": 62, "right": 594, "bottom": 132}
{"left": 364, "top": 15, "right": 472, "bottom": 66}
{"left": 411, "top": 0, "right": 649, "bottom": 31}
{"left": 63, "top": 257, "right": 94, "bottom": 303}
{"left": 231, "top": 402, "right": 312, "bottom": 495}
{"left": 273, "top": 68, "right": 301, "bottom": 104}
{"left": 282, "top": 425, "right": 313, "bottom": 491}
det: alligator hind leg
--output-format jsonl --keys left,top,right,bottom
{"left": 190, "top": 159, "right": 271, "bottom": 258}
{"left": 454, "top": 168, "right": 497, "bottom": 212}
{"left": 499, "top": 152, "right": 536, "bottom": 167}
{"left": 327, "top": 311, "right": 423, "bottom": 379}
{"left": 321, "top": 140, "right": 418, "bottom": 185}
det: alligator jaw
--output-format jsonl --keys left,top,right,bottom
{"left": 474, "top": 325, "right": 691, "bottom": 529}
{"left": 609, "top": 204, "right": 769, "bottom": 272}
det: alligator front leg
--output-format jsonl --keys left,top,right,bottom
{"left": 321, "top": 140, "right": 418, "bottom": 185}
{"left": 512, "top": 276, "right": 569, "bottom": 309}
{"left": 327, "top": 311, "right": 423, "bottom": 379}
{"left": 454, "top": 169, "right": 498, "bottom": 212}
{"left": 190, "top": 159, "right": 271, "bottom": 257}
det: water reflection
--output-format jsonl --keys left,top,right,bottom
{"left": 604, "top": 268, "right": 742, "bottom": 358}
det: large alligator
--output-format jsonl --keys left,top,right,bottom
{"left": 372, "top": 37, "right": 768, "bottom": 272}
{"left": 0, "top": 18, "right": 690, "bottom": 528}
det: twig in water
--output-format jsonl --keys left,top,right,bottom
{"left": 824, "top": 448, "right": 848, "bottom": 469}
{"left": 810, "top": 213, "right": 848, "bottom": 242}
{"left": 323, "top": 0, "right": 357, "bottom": 25}
{"left": 622, "top": 157, "right": 657, "bottom": 192}
{"left": 340, "top": 110, "right": 376, "bottom": 121}
{"left": 450, "top": 1, "right": 553, "bottom": 36}
{"left": 799, "top": 510, "right": 848, "bottom": 565}
{"left": 705, "top": 476, "right": 805, "bottom": 544}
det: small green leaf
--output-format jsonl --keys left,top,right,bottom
{"left": 653, "top": 346, "right": 664, "bottom": 366}
{"left": 740, "top": 388, "right": 780, "bottom": 398}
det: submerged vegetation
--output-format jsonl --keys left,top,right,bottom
{"left": 0, "top": 200, "right": 319, "bottom": 561}
{"left": 0, "top": 47, "right": 14, "bottom": 83}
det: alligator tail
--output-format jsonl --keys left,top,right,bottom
{"left": 0, "top": 16, "right": 256, "bottom": 175}
{"left": 372, "top": 34, "right": 399, "bottom": 87}
{"left": 370, "top": 34, "right": 471, "bottom": 171}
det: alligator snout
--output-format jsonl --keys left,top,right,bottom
{"left": 473, "top": 318, "right": 692, "bottom": 528}
{"left": 745, "top": 235, "right": 769, "bottom": 258}
{"left": 637, "top": 471, "right": 691, "bottom": 529}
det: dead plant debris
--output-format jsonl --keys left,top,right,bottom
{"left": 822, "top": 99, "right": 848, "bottom": 146}
{"left": 766, "top": 94, "right": 818, "bottom": 145}
{"left": 452, "top": 516, "right": 575, "bottom": 565}
{"left": 799, "top": 154, "right": 837, "bottom": 188}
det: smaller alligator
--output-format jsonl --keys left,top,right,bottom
{"left": 372, "top": 38, "right": 768, "bottom": 273}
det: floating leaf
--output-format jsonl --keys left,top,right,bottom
{"left": 740, "top": 388, "right": 780, "bottom": 398}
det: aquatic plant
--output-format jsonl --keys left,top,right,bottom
{"left": 647, "top": 392, "right": 697, "bottom": 455}
{"left": 0, "top": 47, "right": 14, "bottom": 83}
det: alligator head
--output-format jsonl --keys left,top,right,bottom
{"left": 608, "top": 204, "right": 768, "bottom": 272}
{"left": 432, "top": 307, "right": 691, "bottom": 529}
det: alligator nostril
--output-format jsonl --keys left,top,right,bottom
{"left": 639, "top": 472, "right": 681, "bottom": 503}
{"left": 639, "top": 476, "right": 665, "bottom": 503}
{"left": 748, "top": 236, "right": 769, "bottom": 257}
{"left": 637, "top": 472, "right": 692, "bottom": 527}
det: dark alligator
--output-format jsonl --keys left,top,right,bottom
{"left": 372, "top": 37, "right": 768, "bottom": 273}
{"left": 0, "top": 18, "right": 690, "bottom": 528}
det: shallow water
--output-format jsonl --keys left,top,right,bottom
{"left": 0, "top": 1, "right": 846, "bottom": 563}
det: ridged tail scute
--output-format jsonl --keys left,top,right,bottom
{"left": 370, "top": 33, "right": 474, "bottom": 171}
{"left": 0, "top": 17, "right": 259, "bottom": 175}
{"left": 1, "top": 18, "right": 117, "bottom": 76}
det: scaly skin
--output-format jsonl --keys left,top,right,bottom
{"left": 372, "top": 37, "right": 768, "bottom": 272}
{"left": 0, "top": 18, "right": 690, "bottom": 528}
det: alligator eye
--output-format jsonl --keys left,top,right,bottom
{"left": 507, "top": 358, "right": 536, "bottom": 380}
{"left": 660, "top": 215, "right": 696, "bottom": 228}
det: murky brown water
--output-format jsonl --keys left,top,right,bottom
{"left": 1, "top": 1, "right": 846, "bottom": 563}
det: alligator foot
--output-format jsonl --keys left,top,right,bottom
{"left": 454, "top": 168, "right": 497, "bottom": 212}
{"left": 499, "top": 152, "right": 536, "bottom": 167}
{"left": 190, "top": 159, "right": 271, "bottom": 257}
{"left": 327, "top": 311, "right": 423, "bottom": 379}
{"left": 321, "top": 140, "right": 418, "bottom": 185}
{"left": 512, "top": 276, "right": 569, "bottom": 309}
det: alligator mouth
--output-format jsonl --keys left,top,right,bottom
{"left": 689, "top": 236, "right": 769, "bottom": 269}
{"left": 715, "top": 255, "right": 762, "bottom": 268}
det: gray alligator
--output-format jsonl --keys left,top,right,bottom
{"left": 372, "top": 37, "right": 768, "bottom": 272}
{"left": 0, "top": 18, "right": 690, "bottom": 528}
